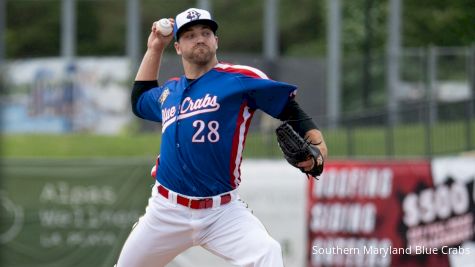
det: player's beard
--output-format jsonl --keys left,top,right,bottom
{"left": 185, "top": 44, "right": 216, "bottom": 66}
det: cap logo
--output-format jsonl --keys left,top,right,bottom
{"left": 175, "top": 8, "right": 217, "bottom": 39}
{"left": 186, "top": 10, "right": 201, "bottom": 21}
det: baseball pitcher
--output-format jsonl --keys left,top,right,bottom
{"left": 115, "top": 7, "right": 327, "bottom": 267}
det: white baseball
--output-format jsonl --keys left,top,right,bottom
{"left": 155, "top": 18, "right": 173, "bottom": 36}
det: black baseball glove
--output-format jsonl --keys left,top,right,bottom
{"left": 275, "top": 122, "right": 324, "bottom": 178}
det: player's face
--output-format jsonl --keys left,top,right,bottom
{"left": 174, "top": 25, "right": 218, "bottom": 66}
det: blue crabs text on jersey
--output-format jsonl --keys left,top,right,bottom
{"left": 135, "top": 63, "right": 297, "bottom": 197}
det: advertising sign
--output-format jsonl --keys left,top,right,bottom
{"left": 307, "top": 160, "right": 465, "bottom": 267}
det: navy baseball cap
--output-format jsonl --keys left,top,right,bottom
{"left": 174, "top": 8, "right": 218, "bottom": 40}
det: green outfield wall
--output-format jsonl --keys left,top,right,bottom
{"left": 0, "top": 158, "right": 153, "bottom": 267}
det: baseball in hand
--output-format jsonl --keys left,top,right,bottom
{"left": 155, "top": 18, "right": 173, "bottom": 36}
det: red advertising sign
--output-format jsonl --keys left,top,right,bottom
{"left": 307, "top": 160, "right": 455, "bottom": 267}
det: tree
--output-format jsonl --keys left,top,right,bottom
{"left": 6, "top": 0, "right": 61, "bottom": 58}
{"left": 404, "top": 0, "right": 475, "bottom": 46}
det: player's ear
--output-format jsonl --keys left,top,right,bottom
{"left": 174, "top": 42, "right": 182, "bottom": 55}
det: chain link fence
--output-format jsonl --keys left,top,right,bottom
{"left": 247, "top": 46, "right": 475, "bottom": 159}
{"left": 1, "top": 46, "right": 473, "bottom": 159}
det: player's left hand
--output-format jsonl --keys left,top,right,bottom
{"left": 276, "top": 123, "right": 325, "bottom": 178}
{"left": 297, "top": 157, "right": 316, "bottom": 172}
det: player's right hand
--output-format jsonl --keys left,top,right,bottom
{"left": 147, "top": 18, "right": 175, "bottom": 52}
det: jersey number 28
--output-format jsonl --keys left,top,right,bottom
{"left": 192, "top": 120, "right": 220, "bottom": 143}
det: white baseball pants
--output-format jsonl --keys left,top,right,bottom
{"left": 115, "top": 184, "right": 284, "bottom": 267}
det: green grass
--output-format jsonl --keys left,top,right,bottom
{"left": 1, "top": 133, "right": 274, "bottom": 158}
{"left": 2, "top": 120, "right": 474, "bottom": 158}
{"left": 1, "top": 134, "right": 161, "bottom": 158}
{"left": 324, "top": 120, "right": 475, "bottom": 158}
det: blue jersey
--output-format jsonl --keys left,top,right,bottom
{"left": 134, "top": 63, "right": 297, "bottom": 197}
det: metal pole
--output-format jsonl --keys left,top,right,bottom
{"left": 428, "top": 46, "right": 438, "bottom": 124}
{"left": 466, "top": 45, "right": 474, "bottom": 150}
{"left": 264, "top": 0, "right": 279, "bottom": 61}
{"left": 327, "top": 0, "right": 342, "bottom": 128}
{"left": 466, "top": 99, "right": 472, "bottom": 151}
{"left": 127, "top": 0, "right": 141, "bottom": 74}
{"left": 61, "top": 0, "right": 76, "bottom": 62}
{"left": 470, "top": 44, "right": 475, "bottom": 106}
{"left": 197, "top": 0, "right": 212, "bottom": 13}
{"left": 0, "top": 0, "right": 5, "bottom": 67}
{"left": 423, "top": 45, "right": 439, "bottom": 157}
{"left": 0, "top": 0, "right": 5, "bottom": 96}
{"left": 362, "top": 0, "right": 374, "bottom": 108}
{"left": 424, "top": 107, "right": 433, "bottom": 157}
{"left": 387, "top": 0, "right": 402, "bottom": 126}
{"left": 61, "top": 0, "right": 76, "bottom": 132}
